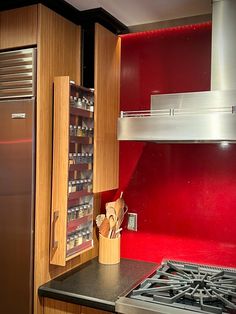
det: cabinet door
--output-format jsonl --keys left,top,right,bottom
{"left": 43, "top": 298, "right": 113, "bottom": 314}
{"left": 93, "top": 23, "right": 120, "bottom": 193}
{"left": 81, "top": 306, "right": 113, "bottom": 314}
{"left": 50, "top": 76, "right": 70, "bottom": 266}
{"left": 44, "top": 298, "right": 81, "bottom": 314}
{"left": 0, "top": 5, "right": 37, "bottom": 49}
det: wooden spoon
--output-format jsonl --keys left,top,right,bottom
{"left": 99, "top": 217, "right": 110, "bottom": 238}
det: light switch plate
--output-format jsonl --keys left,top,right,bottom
{"left": 127, "top": 213, "right": 138, "bottom": 231}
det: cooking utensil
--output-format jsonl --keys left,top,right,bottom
{"left": 99, "top": 217, "right": 110, "bottom": 238}
{"left": 96, "top": 214, "right": 105, "bottom": 228}
{"left": 108, "top": 214, "right": 117, "bottom": 238}
{"left": 114, "top": 193, "right": 125, "bottom": 221}
{"left": 106, "top": 206, "right": 116, "bottom": 220}
{"left": 116, "top": 204, "right": 128, "bottom": 231}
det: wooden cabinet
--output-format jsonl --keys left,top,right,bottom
{"left": 0, "top": 5, "right": 37, "bottom": 49}
{"left": 50, "top": 25, "right": 121, "bottom": 265}
{"left": 43, "top": 298, "right": 113, "bottom": 314}
{"left": 51, "top": 77, "right": 94, "bottom": 266}
{"left": 93, "top": 23, "right": 120, "bottom": 192}
{"left": 34, "top": 5, "right": 83, "bottom": 314}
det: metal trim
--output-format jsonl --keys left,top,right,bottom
{"left": 118, "top": 90, "right": 236, "bottom": 143}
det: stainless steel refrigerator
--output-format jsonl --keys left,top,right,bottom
{"left": 0, "top": 48, "right": 36, "bottom": 314}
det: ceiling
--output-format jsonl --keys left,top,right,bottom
{"left": 65, "top": 0, "right": 212, "bottom": 26}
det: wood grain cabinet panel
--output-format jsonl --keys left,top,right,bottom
{"left": 81, "top": 306, "right": 112, "bottom": 314}
{"left": 93, "top": 23, "right": 121, "bottom": 193}
{"left": 0, "top": 5, "right": 37, "bottom": 49}
{"left": 44, "top": 298, "right": 81, "bottom": 314}
{"left": 34, "top": 5, "right": 84, "bottom": 314}
{"left": 43, "top": 298, "right": 113, "bottom": 314}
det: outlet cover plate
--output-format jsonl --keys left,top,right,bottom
{"left": 127, "top": 213, "right": 137, "bottom": 231}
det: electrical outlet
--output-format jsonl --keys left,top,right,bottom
{"left": 127, "top": 213, "right": 138, "bottom": 231}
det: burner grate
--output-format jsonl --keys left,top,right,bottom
{"left": 131, "top": 261, "right": 236, "bottom": 314}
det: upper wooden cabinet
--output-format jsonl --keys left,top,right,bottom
{"left": 93, "top": 23, "right": 120, "bottom": 192}
{"left": 0, "top": 5, "right": 38, "bottom": 49}
{"left": 50, "top": 24, "right": 120, "bottom": 266}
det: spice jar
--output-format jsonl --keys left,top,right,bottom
{"left": 78, "top": 232, "right": 83, "bottom": 245}
{"left": 75, "top": 207, "right": 79, "bottom": 219}
{"left": 85, "top": 99, "right": 89, "bottom": 110}
{"left": 78, "top": 98, "right": 82, "bottom": 108}
{"left": 81, "top": 98, "right": 86, "bottom": 109}
{"left": 72, "top": 153, "right": 76, "bottom": 164}
{"left": 68, "top": 181, "right": 72, "bottom": 193}
{"left": 71, "top": 181, "right": 76, "bottom": 192}
{"left": 67, "top": 209, "right": 72, "bottom": 222}
{"left": 88, "top": 128, "right": 92, "bottom": 137}
{"left": 82, "top": 231, "right": 86, "bottom": 242}
{"left": 67, "top": 238, "right": 70, "bottom": 251}
{"left": 80, "top": 127, "right": 85, "bottom": 137}
{"left": 88, "top": 153, "right": 93, "bottom": 163}
{"left": 74, "top": 234, "right": 79, "bottom": 246}
{"left": 87, "top": 203, "right": 91, "bottom": 214}
{"left": 86, "top": 230, "right": 90, "bottom": 241}
{"left": 89, "top": 101, "right": 94, "bottom": 112}
{"left": 73, "top": 125, "right": 77, "bottom": 136}
{"left": 87, "top": 179, "right": 92, "bottom": 192}
{"left": 69, "top": 153, "right": 74, "bottom": 165}
{"left": 80, "top": 153, "right": 85, "bottom": 164}
{"left": 69, "top": 236, "right": 75, "bottom": 249}
{"left": 86, "top": 127, "right": 90, "bottom": 137}
{"left": 87, "top": 153, "right": 91, "bottom": 163}
{"left": 69, "top": 125, "right": 74, "bottom": 136}
{"left": 77, "top": 126, "right": 83, "bottom": 137}
{"left": 83, "top": 204, "right": 88, "bottom": 216}
{"left": 79, "top": 206, "right": 84, "bottom": 218}
{"left": 71, "top": 208, "right": 76, "bottom": 220}
{"left": 75, "top": 180, "right": 79, "bottom": 191}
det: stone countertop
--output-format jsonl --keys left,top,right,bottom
{"left": 38, "top": 257, "right": 157, "bottom": 312}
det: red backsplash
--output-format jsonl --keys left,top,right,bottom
{"left": 103, "top": 22, "right": 236, "bottom": 267}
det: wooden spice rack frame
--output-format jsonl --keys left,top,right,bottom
{"left": 50, "top": 76, "right": 94, "bottom": 266}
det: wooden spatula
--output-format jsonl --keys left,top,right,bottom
{"left": 114, "top": 193, "right": 125, "bottom": 231}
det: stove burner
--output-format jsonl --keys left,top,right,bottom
{"left": 131, "top": 261, "right": 236, "bottom": 314}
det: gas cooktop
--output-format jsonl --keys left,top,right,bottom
{"left": 116, "top": 260, "right": 236, "bottom": 314}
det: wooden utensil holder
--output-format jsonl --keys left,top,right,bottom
{"left": 98, "top": 234, "right": 120, "bottom": 264}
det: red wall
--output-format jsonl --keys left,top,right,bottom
{"left": 113, "top": 22, "right": 236, "bottom": 268}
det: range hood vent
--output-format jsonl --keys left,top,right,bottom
{"left": 118, "top": 0, "right": 236, "bottom": 143}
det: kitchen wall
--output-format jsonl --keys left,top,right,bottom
{"left": 104, "top": 22, "right": 236, "bottom": 267}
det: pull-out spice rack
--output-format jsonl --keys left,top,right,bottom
{"left": 50, "top": 76, "right": 94, "bottom": 266}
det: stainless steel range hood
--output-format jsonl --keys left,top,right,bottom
{"left": 118, "top": 0, "right": 236, "bottom": 143}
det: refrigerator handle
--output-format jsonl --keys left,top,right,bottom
{"left": 52, "top": 211, "right": 59, "bottom": 249}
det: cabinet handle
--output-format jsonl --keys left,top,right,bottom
{"left": 52, "top": 210, "right": 59, "bottom": 249}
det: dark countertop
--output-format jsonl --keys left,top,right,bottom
{"left": 38, "top": 257, "right": 157, "bottom": 312}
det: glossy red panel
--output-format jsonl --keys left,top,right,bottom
{"left": 102, "top": 23, "right": 236, "bottom": 267}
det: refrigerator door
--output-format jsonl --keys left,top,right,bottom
{"left": 0, "top": 98, "right": 35, "bottom": 314}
